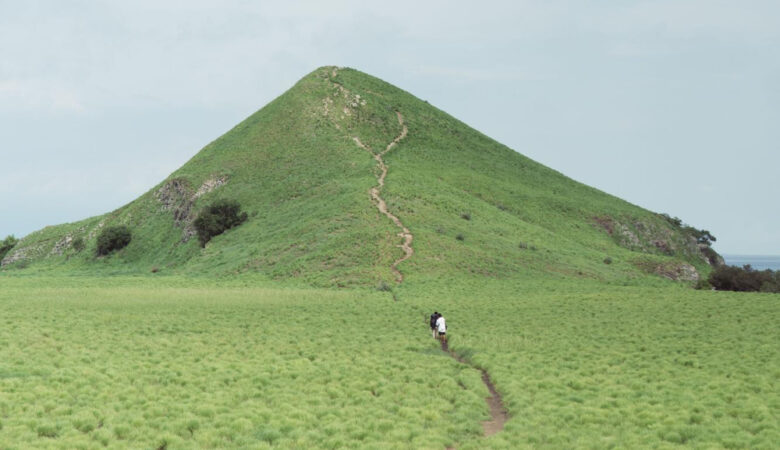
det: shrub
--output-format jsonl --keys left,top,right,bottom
{"left": 376, "top": 281, "right": 392, "bottom": 292}
{"left": 455, "top": 234, "right": 465, "bottom": 241}
{"left": 603, "top": 257, "right": 613, "bottom": 265}
{"left": 194, "top": 200, "right": 248, "bottom": 247}
{"left": 36, "top": 423, "right": 59, "bottom": 438}
{"left": 72, "top": 237, "right": 85, "bottom": 252}
{"left": 96, "top": 226, "right": 132, "bottom": 256}
{"left": 660, "top": 213, "right": 717, "bottom": 246}
{"left": 708, "top": 265, "right": 780, "bottom": 293}
{"left": 0, "top": 235, "right": 18, "bottom": 261}
{"left": 660, "top": 213, "right": 683, "bottom": 228}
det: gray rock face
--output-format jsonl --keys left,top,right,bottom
{"left": 194, "top": 176, "right": 228, "bottom": 199}
{"left": 155, "top": 178, "right": 194, "bottom": 228}
{"left": 1, "top": 221, "right": 100, "bottom": 267}
{"left": 634, "top": 260, "right": 700, "bottom": 282}
{"left": 614, "top": 222, "right": 642, "bottom": 250}
{"left": 50, "top": 235, "right": 74, "bottom": 256}
{"left": 669, "top": 263, "right": 700, "bottom": 282}
{"left": 155, "top": 175, "right": 229, "bottom": 242}
{"left": 593, "top": 215, "right": 722, "bottom": 269}
{"left": 1, "top": 241, "right": 44, "bottom": 266}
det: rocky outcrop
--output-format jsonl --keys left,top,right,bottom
{"left": 194, "top": 176, "right": 228, "bottom": 199}
{"left": 155, "top": 175, "right": 229, "bottom": 242}
{"left": 660, "top": 262, "right": 699, "bottom": 282}
{"left": 593, "top": 215, "right": 720, "bottom": 268}
{"left": 700, "top": 244, "right": 725, "bottom": 267}
{"left": 155, "top": 178, "right": 194, "bottom": 228}
{"left": 634, "top": 260, "right": 700, "bottom": 282}
{"left": 1, "top": 222, "right": 99, "bottom": 267}
{"left": 1, "top": 240, "right": 45, "bottom": 266}
{"left": 614, "top": 222, "right": 642, "bottom": 250}
{"left": 50, "top": 234, "right": 75, "bottom": 256}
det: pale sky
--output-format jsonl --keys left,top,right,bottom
{"left": 1, "top": 1, "right": 778, "bottom": 254}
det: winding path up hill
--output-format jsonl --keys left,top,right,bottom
{"left": 2, "top": 66, "right": 720, "bottom": 286}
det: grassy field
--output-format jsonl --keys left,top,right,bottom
{"left": 0, "top": 276, "right": 492, "bottom": 449}
{"left": 1, "top": 275, "right": 777, "bottom": 448}
{"left": 403, "top": 279, "right": 779, "bottom": 449}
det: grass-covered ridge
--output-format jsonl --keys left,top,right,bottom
{"left": 2, "top": 66, "right": 719, "bottom": 286}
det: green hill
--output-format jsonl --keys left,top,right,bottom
{"left": 1, "top": 66, "right": 720, "bottom": 286}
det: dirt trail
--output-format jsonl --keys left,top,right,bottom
{"left": 326, "top": 68, "right": 506, "bottom": 442}
{"left": 441, "top": 340, "right": 508, "bottom": 437}
{"left": 352, "top": 111, "right": 412, "bottom": 283}
{"left": 324, "top": 67, "right": 413, "bottom": 282}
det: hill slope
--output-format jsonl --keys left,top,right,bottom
{"left": 1, "top": 66, "right": 720, "bottom": 286}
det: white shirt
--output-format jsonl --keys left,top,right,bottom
{"left": 436, "top": 316, "right": 446, "bottom": 333}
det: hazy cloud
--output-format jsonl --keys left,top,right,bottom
{"left": 0, "top": 79, "right": 86, "bottom": 113}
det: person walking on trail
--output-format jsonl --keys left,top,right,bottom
{"left": 429, "top": 311, "right": 441, "bottom": 339}
{"left": 435, "top": 314, "right": 447, "bottom": 344}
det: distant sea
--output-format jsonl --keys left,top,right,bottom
{"left": 722, "top": 255, "right": 780, "bottom": 271}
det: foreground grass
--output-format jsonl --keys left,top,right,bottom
{"left": 0, "top": 277, "right": 487, "bottom": 449}
{"left": 1, "top": 276, "right": 777, "bottom": 448}
{"left": 403, "top": 279, "right": 779, "bottom": 449}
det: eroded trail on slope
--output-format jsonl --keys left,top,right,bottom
{"left": 441, "top": 340, "right": 508, "bottom": 437}
{"left": 352, "top": 111, "right": 412, "bottom": 283}
{"left": 326, "top": 68, "right": 507, "bottom": 443}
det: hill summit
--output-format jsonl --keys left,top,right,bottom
{"left": 1, "top": 66, "right": 721, "bottom": 286}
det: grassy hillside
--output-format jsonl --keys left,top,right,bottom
{"left": 1, "top": 66, "right": 719, "bottom": 286}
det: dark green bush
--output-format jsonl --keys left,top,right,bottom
{"left": 0, "top": 235, "right": 18, "bottom": 261}
{"left": 603, "top": 257, "right": 613, "bottom": 265}
{"left": 96, "top": 226, "right": 132, "bottom": 256}
{"left": 455, "top": 234, "right": 465, "bottom": 241}
{"left": 660, "top": 213, "right": 717, "bottom": 245}
{"left": 194, "top": 199, "right": 248, "bottom": 247}
{"left": 71, "top": 237, "right": 85, "bottom": 252}
{"left": 376, "top": 281, "right": 392, "bottom": 292}
{"left": 708, "top": 265, "right": 779, "bottom": 293}
{"left": 660, "top": 213, "right": 683, "bottom": 228}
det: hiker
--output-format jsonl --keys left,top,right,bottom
{"left": 429, "top": 311, "right": 441, "bottom": 339}
{"left": 435, "top": 314, "right": 446, "bottom": 344}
